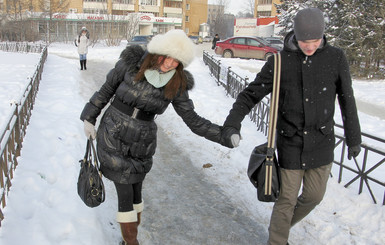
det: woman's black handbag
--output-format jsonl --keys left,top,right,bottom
{"left": 77, "top": 138, "right": 105, "bottom": 207}
{"left": 247, "top": 53, "right": 281, "bottom": 202}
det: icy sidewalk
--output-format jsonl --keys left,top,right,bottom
{"left": 0, "top": 48, "right": 269, "bottom": 244}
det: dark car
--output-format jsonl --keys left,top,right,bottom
{"left": 263, "top": 37, "right": 284, "bottom": 49}
{"left": 189, "top": 35, "right": 203, "bottom": 44}
{"left": 127, "top": 35, "right": 153, "bottom": 48}
{"left": 214, "top": 36, "right": 280, "bottom": 60}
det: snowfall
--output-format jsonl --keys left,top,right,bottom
{"left": 0, "top": 41, "right": 384, "bottom": 245}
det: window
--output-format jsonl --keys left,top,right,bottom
{"left": 186, "top": 4, "right": 190, "bottom": 10}
{"left": 248, "top": 38, "right": 261, "bottom": 47}
{"left": 185, "top": 16, "right": 189, "bottom": 22}
{"left": 258, "top": 0, "right": 272, "bottom": 4}
{"left": 140, "top": 0, "right": 157, "bottom": 5}
{"left": 231, "top": 38, "right": 246, "bottom": 45}
{"left": 114, "top": 0, "right": 134, "bottom": 3}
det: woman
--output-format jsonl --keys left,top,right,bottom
{"left": 80, "top": 30, "right": 236, "bottom": 245}
{"left": 74, "top": 27, "right": 90, "bottom": 70}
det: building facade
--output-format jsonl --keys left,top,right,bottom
{"left": 254, "top": 0, "right": 280, "bottom": 18}
{"left": 0, "top": 0, "right": 208, "bottom": 41}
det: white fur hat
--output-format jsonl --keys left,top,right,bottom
{"left": 147, "top": 29, "right": 195, "bottom": 67}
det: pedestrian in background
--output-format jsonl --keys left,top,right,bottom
{"left": 220, "top": 8, "right": 361, "bottom": 245}
{"left": 80, "top": 29, "right": 236, "bottom": 245}
{"left": 212, "top": 33, "right": 220, "bottom": 50}
{"left": 74, "top": 26, "right": 90, "bottom": 70}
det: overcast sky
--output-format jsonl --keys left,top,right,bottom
{"left": 208, "top": 0, "right": 247, "bottom": 15}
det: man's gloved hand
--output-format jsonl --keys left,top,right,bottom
{"left": 84, "top": 120, "right": 96, "bottom": 140}
{"left": 348, "top": 145, "right": 361, "bottom": 160}
{"left": 220, "top": 126, "right": 241, "bottom": 148}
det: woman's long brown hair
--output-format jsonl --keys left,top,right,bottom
{"left": 134, "top": 53, "right": 187, "bottom": 100}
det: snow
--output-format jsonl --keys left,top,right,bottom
{"left": 0, "top": 42, "right": 384, "bottom": 245}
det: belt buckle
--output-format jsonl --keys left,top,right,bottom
{"left": 132, "top": 107, "right": 139, "bottom": 119}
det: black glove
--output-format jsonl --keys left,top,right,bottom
{"left": 348, "top": 145, "right": 361, "bottom": 160}
{"left": 220, "top": 126, "right": 241, "bottom": 148}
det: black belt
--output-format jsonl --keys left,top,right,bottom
{"left": 111, "top": 98, "right": 155, "bottom": 121}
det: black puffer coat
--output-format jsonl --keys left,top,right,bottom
{"left": 224, "top": 31, "right": 361, "bottom": 170}
{"left": 81, "top": 45, "right": 222, "bottom": 184}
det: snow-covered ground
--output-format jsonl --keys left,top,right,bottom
{"left": 0, "top": 42, "right": 384, "bottom": 245}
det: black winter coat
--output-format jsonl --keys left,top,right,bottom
{"left": 224, "top": 31, "right": 361, "bottom": 170}
{"left": 80, "top": 45, "right": 222, "bottom": 184}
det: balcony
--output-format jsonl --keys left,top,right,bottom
{"left": 112, "top": 3, "right": 135, "bottom": 11}
{"left": 139, "top": 5, "right": 160, "bottom": 13}
{"left": 163, "top": 7, "right": 182, "bottom": 14}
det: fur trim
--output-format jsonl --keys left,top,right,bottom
{"left": 147, "top": 30, "right": 195, "bottom": 67}
{"left": 184, "top": 70, "right": 195, "bottom": 90}
{"left": 119, "top": 45, "right": 146, "bottom": 72}
{"left": 133, "top": 202, "right": 144, "bottom": 213}
{"left": 116, "top": 210, "right": 138, "bottom": 223}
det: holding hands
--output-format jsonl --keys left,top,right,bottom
{"left": 220, "top": 126, "right": 241, "bottom": 148}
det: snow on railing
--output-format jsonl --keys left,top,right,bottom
{"left": 0, "top": 44, "right": 48, "bottom": 227}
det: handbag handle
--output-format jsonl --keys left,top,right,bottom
{"left": 83, "top": 138, "right": 102, "bottom": 175}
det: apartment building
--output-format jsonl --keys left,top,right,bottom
{"left": 1, "top": 0, "right": 208, "bottom": 40}
{"left": 254, "top": 0, "right": 280, "bottom": 17}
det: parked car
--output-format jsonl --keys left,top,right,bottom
{"left": 262, "top": 37, "right": 284, "bottom": 49}
{"left": 214, "top": 36, "right": 280, "bottom": 60}
{"left": 189, "top": 35, "right": 203, "bottom": 44}
{"left": 126, "top": 35, "right": 153, "bottom": 48}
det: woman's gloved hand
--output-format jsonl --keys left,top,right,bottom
{"left": 83, "top": 120, "right": 96, "bottom": 139}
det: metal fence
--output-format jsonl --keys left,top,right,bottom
{"left": 203, "top": 51, "right": 385, "bottom": 205}
{"left": 0, "top": 42, "right": 45, "bottom": 53}
{"left": 0, "top": 44, "right": 48, "bottom": 226}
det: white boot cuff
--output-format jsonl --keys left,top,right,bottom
{"left": 116, "top": 210, "right": 137, "bottom": 223}
{"left": 133, "top": 202, "right": 144, "bottom": 213}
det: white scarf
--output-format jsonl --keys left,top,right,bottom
{"left": 144, "top": 69, "right": 176, "bottom": 88}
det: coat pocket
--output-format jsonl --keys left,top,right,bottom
{"left": 319, "top": 121, "right": 334, "bottom": 135}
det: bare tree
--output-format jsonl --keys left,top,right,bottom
{"left": 37, "top": 0, "right": 69, "bottom": 43}
{"left": 126, "top": 13, "right": 141, "bottom": 41}
{"left": 243, "top": 0, "right": 255, "bottom": 16}
{"left": 210, "top": 0, "right": 230, "bottom": 38}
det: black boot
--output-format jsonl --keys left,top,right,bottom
{"left": 80, "top": 60, "right": 83, "bottom": 70}
{"left": 84, "top": 59, "right": 87, "bottom": 70}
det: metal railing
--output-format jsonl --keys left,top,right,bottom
{"left": 203, "top": 50, "right": 385, "bottom": 205}
{"left": 0, "top": 42, "right": 45, "bottom": 53}
{"left": 0, "top": 44, "right": 48, "bottom": 227}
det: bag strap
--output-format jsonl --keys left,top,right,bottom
{"left": 265, "top": 53, "right": 281, "bottom": 196}
{"left": 267, "top": 53, "right": 281, "bottom": 152}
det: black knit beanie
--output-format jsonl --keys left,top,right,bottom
{"left": 294, "top": 8, "right": 325, "bottom": 41}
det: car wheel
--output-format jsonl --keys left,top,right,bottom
{"left": 265, "top": 52, "right": 273, "bottom": 60}
{"left": 223, "top": 50, "right": 233, "bottom": 58}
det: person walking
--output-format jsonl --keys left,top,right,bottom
{"left": 220, "top": 8, "right": 362, "bottom": 245}
{"left": 80, "top": 29, "right": 236, "bottom": 245}
{"left": 74, "top": 27, "right": 90, "bottom": 70}
{"left": 212, "top": 34, "right": 220, "bottom": 50}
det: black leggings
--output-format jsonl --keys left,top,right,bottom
{"left": 114, "top": 182, "right": 143, "bottom": 212}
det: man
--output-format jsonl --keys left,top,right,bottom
{"left": 221, "top": 8, "right": 362, "bottom": 245}
{"left": 212, "top": 34, "right": 220, "bottom": 49}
